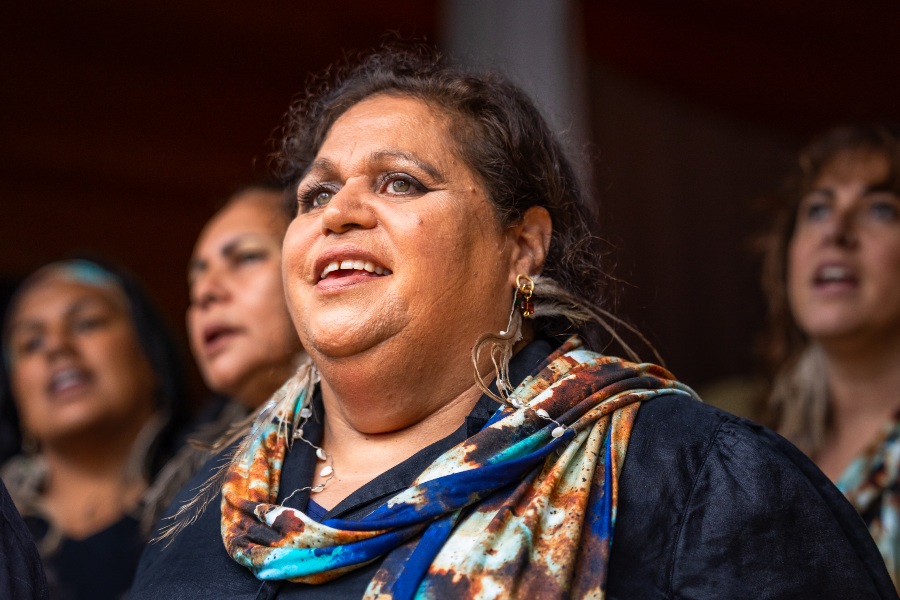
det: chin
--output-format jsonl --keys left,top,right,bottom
{"left": 805, "top": 321, "right": 870, "bottom": 345}
{"left": 203, "top": 367, "right": 243, "bottom": 398}
{"left": 300, "top": 306, "right": 405, "bottom": 360}
{"left": 306, "top": 333, "right": 383, "bottom": 360}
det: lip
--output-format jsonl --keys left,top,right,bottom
{"left": 810, "top": 261, "right": 859, "bottom": 293}
{"left": 312, "top": 245, "right": 392, "bottom": 291}
{"left": 46, "top": 365, "right": 93, "bottom": 400}
{"left": 200, "top": 322, "right": 242, "bottom": 357}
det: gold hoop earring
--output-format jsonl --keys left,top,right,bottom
{"left": 515, "top": 274, "right": 535, "bottom": 318}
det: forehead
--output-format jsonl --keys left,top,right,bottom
{"left": 195, "top": 193, "right": 286, "bottom": 253}
{"left": 321, "top": 95, "right": 458, "bottom": 158}
{"left": 815, "top": 149, "right": 890, "bottom": 187}
{"left": 11, "top": 276, "right": 126, "bottom": 322}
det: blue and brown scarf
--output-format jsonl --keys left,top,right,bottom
{"left": 837, "top": 416, "right": 900, "bottom": 589}
{"left": 220, "top": 337, "right": 695, "bottom": 599}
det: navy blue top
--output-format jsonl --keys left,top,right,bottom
{"left": 131, "top": 341, "right": 896, "bottom": 599}
{"left": 304, "top": 500, "right": 328, "bottom": 522}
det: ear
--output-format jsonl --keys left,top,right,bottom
{"left": 507, "top": 206, "right": 552, "bottom": 283}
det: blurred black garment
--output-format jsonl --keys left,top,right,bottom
{"left": 0, "top": 477, "right": 47, "bottom": 600}
{"left": 140, "top": 396, "right": 249, "bottom": 536}
{"left": 26, "top": 513, "right": 142, "bottom": 600}
{"left": 3, "top": 453, "right": 144, "bottom": 600}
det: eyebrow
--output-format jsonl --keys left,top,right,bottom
{"left": 809, "top": 181, "right": 898, "bottom": 196}
{"left": 370, "top": 150, "right": 446, "bottom": 183}
{"left": 301, "top": 151, "right": 447, "bottom": 184}
{"left": 187, "top": 236, "right": 265, "bottom": 282}
{"left": 864, "top": 182, "right": 897, "bottom": 195}
{"left": 8, "top": 296, "right": 116, "bottom": 337}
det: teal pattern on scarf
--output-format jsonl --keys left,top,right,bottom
{"left": 837, "top": 417, "right": 900, "bottom": 589}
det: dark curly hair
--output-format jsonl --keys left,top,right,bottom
{"left": 759, "top": 123, "right": 900, "bottom": 453}
{"left": 274, "top": 45, "right": 621, "bottom": 352}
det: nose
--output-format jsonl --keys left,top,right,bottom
{"left": 824, "top": 208, "right": 859, "bottom": 248}
{"left": 190, "top": 264, "right": 230, "bottom": 310}
{"left": 320, "top": 182, "right": 377, "bottom": 235}
{"left": 43, "top": 325, "right": 76, "bottom": 361}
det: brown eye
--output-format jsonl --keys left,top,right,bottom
{"left": 73, "top": 315, "right": 107, "bottom": 333}
{"left": 16, "top": 335, "right": 43, "bottom": 356}
{"left": 233, "top": 250, "right": 267, "bottom": 266}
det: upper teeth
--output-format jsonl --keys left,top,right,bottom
{"left": 51, "top": 368, "right": 85, "bottom": 391}
{"left": 320, "top": 259, "right": 391, "bottom": 279}
{"left": 819, "top": 265, "right": 850, "bottom": 281}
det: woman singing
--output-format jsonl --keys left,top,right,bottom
{"left": 131, "top": 48, "right": 894, "bottom": 599}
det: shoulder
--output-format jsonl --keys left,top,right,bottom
{"left": 607, "top": 393, "right": 896, "bottom": 599}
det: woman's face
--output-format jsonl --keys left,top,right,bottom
{"left": 6, "top": 276, "right": 157, "bottom": 445}
{"left": 187, "top": 192, "right": 301, "bottom": 407}
{"left": 787, "top": 150, "right": 900, "bottom": 346}
{"left": 282, "top": 95, "right": 519, "bottom": 367}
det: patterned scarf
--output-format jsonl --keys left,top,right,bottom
{"left": 220, "top": 337, "right": 696, "bottom": 599}
{"left": 837, "top": 417, "right": 900, "bottom": 589}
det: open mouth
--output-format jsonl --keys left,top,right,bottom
{"left": 203, "top": 324, "right": 240, "bottom": 353}
{"left": 319, "top": 259, "right": 392, "bottom": 280}
{"left": 47, "top": 367, "right": 92, "bottom": 397}
{"left": 813, "top": 265, "right": 858, "bottom": 288}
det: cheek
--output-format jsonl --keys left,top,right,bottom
{"left": 97, "top": 332, "right": 151, "bottom": 381}
{"left": 871, "top": 239, "right": 900, "bottom": 273}
{"left": 10, "top": 360, "right": 44, "bottom": 423}
{"left": 186, "top": 308, "right": 203, "bottom": 353}
{"left": 245, "top": 269, "right": 288, "bottom": 315}
{"left": 282, "top": 220, "right": 313, "bottom": 275}
{"left": 414, "top": 199, "right": 498, "bottom": 264}
{"left": 240, "top": 271, "right": 298, "bottom": 354}
{"left": 866, "top": 239, "right": 900, "bottom": 302}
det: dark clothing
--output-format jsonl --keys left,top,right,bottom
{"left": 33, "top": 516, "right": 143, "bottom": 600}
{"left": 607, "top": 395, "right": 895, "bottom": 599}
{"left": 0, "top": 478, "right": 47, "bottom": 600}
{"left": 132, "top": 342, "right": 896, "bottom": 599}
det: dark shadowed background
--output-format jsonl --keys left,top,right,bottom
{"left": 3, "top": 0, "right": 899, "bottom": 408}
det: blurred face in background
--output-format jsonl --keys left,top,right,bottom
{"left": 187, "top": 190, "right": 302, "bottom": 407}
{"left": 6, "top": 274, "right": 157, "bottom": 446}
{"left": 788, "top": 149, "right": 900, "bottom": 348}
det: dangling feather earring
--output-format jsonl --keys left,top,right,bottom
{"left": 472, "top": 274, "right": 535, "bottom": 402}
{"left": 472, "top": 275, "right": 568, "bottom": 438}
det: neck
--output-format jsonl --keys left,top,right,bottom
{"left": 821, "top": 334, "right": 900, "bottom": 418}
{"left": 308, "top": 339, "right": 491, "bottom": 508}
{"left": 812, "top": 336, "right": 900, "bottom": 480}
{"left": 39, "top": 413, "right": 154, "bottom": 538}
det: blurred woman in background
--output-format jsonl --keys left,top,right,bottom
{"left": 186, "top": 183, "right": 304, "bottom": 413}
{"left": 143, "top": 183, "right": 305, "bottom": 528}
{"left": 761, "top": 123, "right": 900, "bottom": 586}
{"left": 0, "top": 259, "right": 187, "bottom": 600}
